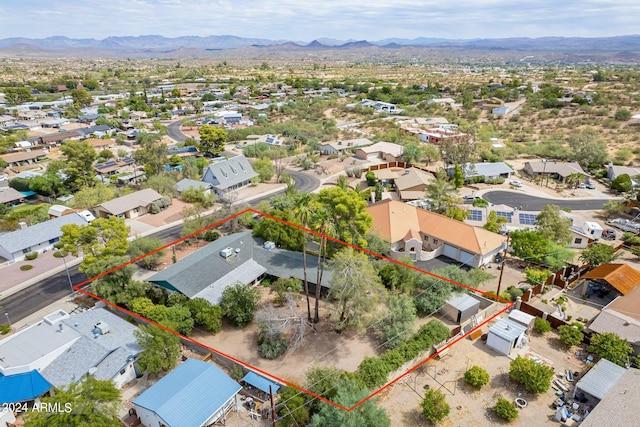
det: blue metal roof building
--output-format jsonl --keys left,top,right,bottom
{"left": 0, "top": 371, "right": 51, "bottom": 404}
{"left": 132, "top": 359, "right": 242, "bottom": 427}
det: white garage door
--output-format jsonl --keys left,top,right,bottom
{"left": 443, "top": 244, "right": 457, "bottom": 259}
{"left": 459, "top": 250, "right": 475, "bottom": 266}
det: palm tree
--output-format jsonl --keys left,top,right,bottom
{"left": 311, "top": 209, "right": 336, "bottom": 323}
{"left": 294, "top": 193, "right": 313, "bottom": 322}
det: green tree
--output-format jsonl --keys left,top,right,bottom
{"left": 127, "top": 236, "right": 166, "bottom": 270}
{"left": 327, "top": 248, "right": 388, "bottom": 331}
{"left": 535, "top": 204, "right": 572, "bottom": 244}
{"left": 70, "top": 183, "right": 116, "bottom": 209}
{"left": 305, "top": 366, "right": 345, "bottom": 412}
{"left": 378, "top": 257, "right": 418, "bottom": 294}
{"left": 567, "top": 128, "right": 608, "bottom": 167}
{"left": 510, "top": 229, "right": 551, "bottom": 264}
{"left": 525, "top": 268, "right": 551, "bottom": 286}
{"left": 452, "top": 164, "right": 464, "bottom": 189}
{"left": 425, "top": 169, "right": 460, "bottom": 216}
{"left": 484, "top": 210, "right": 508, "bottom": 233}
{"left": 133, "top": 134, "right": 168, "bottom": 176}
{"left": 61, "top": 216, "right": 129, "bottom": 263}
{"left": 580, "top": 243, "right": 620, "bottom": 267}
{"left": 198, "top": 124, "right": 227, "bottom": 156}
{"left": 421, "top": 388, "right": 451, "bottom": 424}
{"left": 83, "top": 255, "right": 136, "bottom": 302}
{"left": 588, "top": 332, "right": 633, "bottom": 367}
{"left": 270, "top": 277, "right": 303, "bottom": 305}
{"left": 295, "top": 192, "right": 314, "bottom": 322}
{"left": 402, "top": 142, "right": 422, "bottom": 164}
{"left": 4, "top": 87, "right": 34, "bottom": 105}
{"left": 509, "top": 356, "right": 554, "bottom": 393}
{"left": 365, "top": 170, "right": 377, "bottom": 186}
{"left": 534, "top": 317, "right": 552, "bottom": 334}
{"left": 23, "top": 376, "right": 121, "bottom": 427}
{"left": 494, "top": 397, "right": 519, "bottom": 422}
{"left": 378, "top": 294, "right": 417, "bottom": 348}
{"left": 253, "top": 157, "right": 275, "bottom": 182}
{"left": 144, "top": 173, "right": 177, "bottom": 196}
{"left": 187, "top": 297, "right": 223, "bottom": 333}
{"left": 220, "top": 282, "right": 261, "bottom": 327}
{"left": 316, "top": 186, "right": 373, "bottom": 247}
{"left": 180, "top": 186, "right": 215, "bottom": 207}
{"left": 611, "top": 174, "right": 632, "bottom": 193}
{"left": 253, "top": 208, "right": 304, "bottom": 250}
{"left": 464, "top": 365, "right": 490, "bottom": 388}
{"left": 308, "top": 378, "right": 391, "bottom": 427}
{"left": 134, "top": 325, "right": 181, "bottom": 376}
{"left": 277, "top": 386, "right": 310, "bottom": 426}
{"left": 28, "top": 173, "right": 66, "bottom": 198}
{"left": 60, "top": 140, "right": 97, "bottom": 190}
{"left": 71, "top": 88, "right": 93, "bottom": 107}
{"left": 558, "top": 325, "right": 584, "bottom": 348}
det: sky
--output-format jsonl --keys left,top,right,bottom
{"left": 0, "top": 0, "right": 638, "bottom": 42}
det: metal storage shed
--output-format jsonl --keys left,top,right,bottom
{"left": 442, "top": 293, "right": 480, "bottom": 324}
{"left": 572, "top": 358, "right": 626, "bottom": 401}
{"left": 508, "top": 309, "right": 536, "bottom": 334}
{"left": 486, "top": 318, "right": 527, "bottom": 356}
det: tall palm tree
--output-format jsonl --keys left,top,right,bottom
{"left": 294, "top": 193, "right": 313, "bottom": 322}
{"left": 311, "top": 209, "right": 336, "bottom": 323}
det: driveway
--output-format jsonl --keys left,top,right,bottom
{"left": 482, "top": 190, "right": 615, "bottom": 211}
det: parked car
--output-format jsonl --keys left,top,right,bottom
{"left": 577, "top": 183, "right": 586, "bottom": 189}
{"left": 462, "top": 195, "right": 480, "bottom": 203}
{"left": 509, "top": 180, "right": 523, "bottom": 187}
{"left": 601, "top": 228, "right": 616, "bottom": 240}
{"left": 585, "top": 182, "right": 596, "bottom": 189}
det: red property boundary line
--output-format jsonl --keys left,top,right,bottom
{"left": 73, "top": 208, "right": 513, "bottom": 412}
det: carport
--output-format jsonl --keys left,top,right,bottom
{"left": 572, "top": 358, "right": 626, "bottom": 402}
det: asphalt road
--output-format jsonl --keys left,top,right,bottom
{"left": 167, "top": 119, "right": 188, "bottom": 142}
{"left": 482, "top": 190, "right": 612, "bottom": 211}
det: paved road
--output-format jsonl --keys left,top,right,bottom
{"left": 482, "top": 190, "right": 612, "bottom": 211}
{"left": 167, "top": 119, "right": 188, "bottom": 142}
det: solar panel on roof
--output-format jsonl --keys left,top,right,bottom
{"left": 519, "top": 213, "right": 537, "bottom": 225}
{"left": 469, "top": 210, "right": 483, "bottom": 221}
{"left": 496, "top": 211, "right": 513, "bottom": 223}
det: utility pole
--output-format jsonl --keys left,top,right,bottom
{"left": 496, "top": 232, "right": 510, "bottom": 299}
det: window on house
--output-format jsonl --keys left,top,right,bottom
{"left": 574, "top": 238, "right": 583, "bottom": 244}
{"left": 23, "top": 247, "right": 33, "bottom": 254}
{"left": 120, "top": 368, "right": 126, "bottom": 375}
{"left": 433, "top": 239, "right": 438, "bottom": 245}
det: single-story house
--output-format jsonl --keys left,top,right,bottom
{"left": 0, "top": 212, "right": 92, "bottom": 262}
{"left": 352, "top": 99, "right": 403, "bottom": 114}
{"left": 93, "top": 188, "right": 163, "bottom": 219}
{"left": 394, "top": 168, "right": 434, "bottom": 201}
{"left": 148, "top": 232, "right": 332, "bottom": 304}
{"left": 580, "top": 263, "right": 640, "bottom": 297}
{"left": 579, "top": 367, "right": 640, "bottom": 427}
{"left": 492, "top": 106, "right": 510, "bottom": 115}
{"left": 201, "top": 155, "right": 258, "bottom": 198}
{"left": 367, "top": 199, "right": 506, "bottom": 268}
{"left": 354, "top": 141, "right": 404, "bottom": 162}
{"left": 607, "top": 164, "right": 640, "bottom": 186}
{"left": 447, "top": 162, "right": 514, "bottom": 181}
{"left": 524, "top": 161, "right": 585, "bottom": 183}
{"left": 93, "top": 157, "right": 135, "bottom": 176}
{"left": 0, "top": 186, "right": 26, "bottom": 205}
{"left": 133, "top": 359, "right": 242, "bottom": 427}
{"left": 176, "top": 178, "right": 214, "bottom": 196}
{"left": 441, "top": 293, "right": 480, "bottom": 324}
{"left": 76, "top": 124, "right": 115, "bottom": 139}
{"left": 0, "top": 149, "right": 48, "bottom": 168}
{"left": 318, "top": 138, "right": 373, "bottom": 156}
{"left": 28, "top": 130, "right": 82, "bottom": 147}
{"left": 486, "top": 318, "right": 527, "bottom": 356}
{"left": 0, "top": 308, "right": 142, "bottom": 403}
{"left": 86, "top": 138, "right": 116, "bottom": 151}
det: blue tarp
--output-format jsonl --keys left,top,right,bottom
{"left": 241, "top": 371, "right": 281, "bottom": 394}
{"left": 19, "top": 191, "right": 36, "bottom": 197}
{"left": 0, "top": 371, "right": 51, "bottom": 404}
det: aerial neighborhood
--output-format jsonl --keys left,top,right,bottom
{"left": 2, "top": 45, "right": 640, "bottom": 427}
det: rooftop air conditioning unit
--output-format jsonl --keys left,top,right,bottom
{"left": 220, "top": 247, "right": 234, "bottom": 258}
{"left": 94, "top": 321, "right": 110, "bottom": 335}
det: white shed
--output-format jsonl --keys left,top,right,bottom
{"left": 487, "top": 318, "right": 527, "bottom": 356}
{"left": 508, "top": 309, "right": 536, "bottom": 334}
{"left": 442, "top": 293, "right": 480, "bottom": 324}
{"left": 572, "top": 358, "right": 627, "bottom": 401}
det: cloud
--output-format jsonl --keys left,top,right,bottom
{"left": 0, "top": 0, "right": 638, "bottom": 40}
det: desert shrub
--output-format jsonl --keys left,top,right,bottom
{"left": 534, "top": 317, "right": 551, "bottom": 334}
{"left": 0, "top": 324, "right": 11, "bottom": 334}
{"left": 509, "top": 356, "right": 554, "bottom": 393}
{"left": 24, "top": 252, "right": 38, "bottom": 260}
{"left": 570, "top": 321, "right": 584, "bottom": 331}
{"left": 258, "top": 334, "right": 289, "bottom": 359}
{"left": 53, "top": 250, "right": 68, "bottom": 258}
{"left": 464, "top": 366, "right": 490, "bottom": 388}
{"left": 230, "top": 364, "right": 244, "bottom": 381}
{"left": 20, "top": 264, "right": 34, "bottom": 271}
{"left": 421, "top": 388, "right": 450, "bottom": 424}
{"left": 494, "top": 397, "right": 519, "bottom": 421}
{"left": 203, "top": 230, "right": 221, "bottom": 241}
{"left": 558, "top": 325, "right": 584, "bottom": 347}
{"left": 508, "top": 287, "right": 523, "bottom": 301}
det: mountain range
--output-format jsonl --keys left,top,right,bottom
{"left": 1, "top": 34, "right": 639, "bottom": 62}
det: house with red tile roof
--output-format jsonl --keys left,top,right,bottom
{"left": 366, "top": 199, "right": 506, "bottom": 267}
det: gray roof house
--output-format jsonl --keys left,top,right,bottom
{"left": 201, "top": 155, "right": 258, "bottom": 197}
{"left": 176, "top": 179, "right": 214, "bottom": 196}
{"left": 447, "top": 162, "right": 514, "bottom": 180}
{"left": 93, "top": 188, "right": 163, "bottom": 219}
{"left": 524, "top": 161, "right": 585, "bottom": 181}
{"left": 148, "top": 232, "right": 332, "bottom": 304}
{"left": 0, "top": 186, "right": 26, "bottom": 205}
{"left": 0, "top": 212, "right": 91, "bottom": 262}
{"left": 607, "top": 164, "right": 640, "bottom": 186}
{"left": 0, "top": 307, "right": 142, "bottom": 391}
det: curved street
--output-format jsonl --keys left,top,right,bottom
{"left": 482, "top": 190, "right": 613, "bottom": 211}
